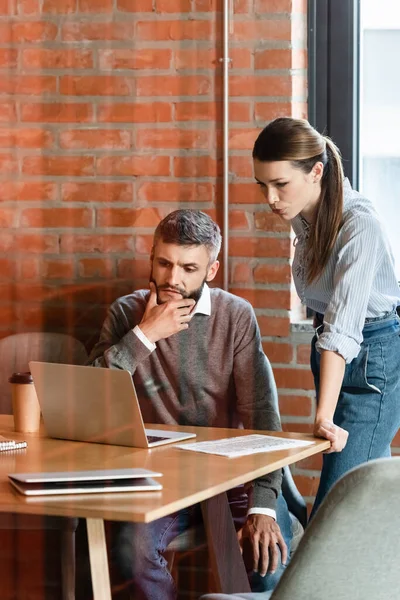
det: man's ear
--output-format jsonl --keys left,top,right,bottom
{"left": 206, "top": 260, "right": 219, "bottom": 282}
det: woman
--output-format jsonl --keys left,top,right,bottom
{"left": 252, "top": 117, "right": 400, "bottom": 517}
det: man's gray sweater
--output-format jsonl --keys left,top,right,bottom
{"left": 87, "top": 287, "right": 283, "bottom": 512}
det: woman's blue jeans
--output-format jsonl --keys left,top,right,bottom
{"left": 310, "top": 311, "right": 400, "bottom": 519}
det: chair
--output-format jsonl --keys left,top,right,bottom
{"left": 0, "top": 332, "right": 88, "bottom": 600}
{"left": 200, "top": 457, "right": 400, "bottom": 600}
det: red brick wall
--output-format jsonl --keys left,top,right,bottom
{"left": 0, "top": 0, "right": 330, "bottom": 511}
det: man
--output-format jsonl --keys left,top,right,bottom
{"left": 87, "top": 209, "right": 292, "bottom": 599}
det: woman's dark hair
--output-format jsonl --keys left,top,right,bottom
{"left": 253, "top": 117, "right": 344, "bottom": 284}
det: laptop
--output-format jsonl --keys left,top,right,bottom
{"left": 29, "top": 362, "right": 196, "bottom": 448}
{"left": 9, "top": 468, "right": 163, "bottom": 496}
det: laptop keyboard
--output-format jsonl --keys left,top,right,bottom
{"left": 146, "top": 435, "right": 170, "bottom": 444}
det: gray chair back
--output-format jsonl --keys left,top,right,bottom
{"left": 0, "top": 332, "right": 88, "bottom": 413}
{"left": 201, "top": 457, "right": 400, "bottom": 600}
{"left": 270, "top": 457, "right": 400, "bottom": 600}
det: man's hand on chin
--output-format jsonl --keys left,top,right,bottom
{"left": 237, "top": 514, "right": 287, "bottom": 577}
{"left": 138, "top": 282, "right": 195, "bottom": 343}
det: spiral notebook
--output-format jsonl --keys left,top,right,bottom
{"left": 0, "top": 435, "right": 27, "bottom": 452}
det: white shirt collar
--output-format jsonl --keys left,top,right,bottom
{"left": 192, "top": 283, "right": 211, "bottom": 316}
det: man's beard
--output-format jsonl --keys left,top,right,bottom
{"left": 149, "top": 273, "right": 206, "bottom": 305}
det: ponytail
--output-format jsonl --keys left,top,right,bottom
{"left": 306, "top": 137, "right": 344, "bottom": 284}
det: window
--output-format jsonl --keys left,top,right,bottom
{"left": 359, "top": 1, "right": 400, "bottom": 278}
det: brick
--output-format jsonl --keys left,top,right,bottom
{"left": 79, "top": 0, "right": 113, "bottom": 12}
{"left": 255, "top": 102, "right": 294, "bottom": 121}
{"left": 14, "top": 234, "right": 59, "bottom": 254}
{"left": 229, "top": 288, "right": 290, "bottom": 309}
{"left": 254, "top": 0, "right": 292, "bottom": 11}
{"left": 229, "top": 237, "right": 290, "bottom": 258}
{"left": 18, "top": 0, "right": 40, "bottom": 14}
{"left": 62, "top": 22, "right": 134, "bottom": 42}
{"left": 22, "top": 48, "right": 93, "bottom": 70}
{"left": 155, "top": 0, "right": 191, "bottom": 11}
{"left": 97, "top": 208, "right": 161, "bottom": 228}
{"left": 98, "top": 49, "right": 171, "bottom": 70}
{"left": 279, "top": 394, "right": 313, "bottom": 417}
{"left": 230, "top": 103, "right": 252, "bottom": 122}
{"left": 97, "top": 155, "right": 170, "bottom": 177}
{"left": 8, "top": 21, "right": 58, "bottom": 42}
{"left": 137, "top": 20, "right": 212, "bottom": 41}
{"left": 0, "top": 181, "right": 56, "bottom": 202}
{"left": 117, "top": 258, "right": 149, "bottom": 280}
{"left": 231, "top": 262, "right": 252, "bottom": 284}
{"left": 229, "top": 211, "right": 250, "bottom": 229}
{"left": 0, "top": 0, "right": 13, "bottom": 14}
{"left": 136, "top": 129, "right": 210, "bottom": 150}
{"left": 0, "top": 49, "right": 17, "bottom": 68}
{"left": 257, "top": 315, "right": 290, "bottom": 337}
{"left": 60, "top": 129, "right": 131, "bottom": 150}
{"left": 274, "top": 367, "right": 315, "bottom": 390}
{"left": 0, "top": 208, "right": 16, "bottom": 227}
{"left": 135, "top": 234, "right": 153, "bottom": 255}
{"left": 230, "top": 48, "right": 253, "bottom": 69}
{"left": 20, "top": 257, "right": 40, "bottom": 280}
{"left": 293, "top": 475, "right": 320, "bottom": 498}
{"left": 254, "top": 263, "right": 291, "bottom": 284}
{"left": 297, "top": 343, "right": 310, "bottom": 364}
{"left": 60, "top": 75, "right": 135, "bottom": 96}
{"left": 0, "top": 103, "right": 16, "bottom": 122}
{"left": 174, "top": 48, "right": 251, "bottom": 70}
{"left": 296, "top": 453, "right": 322, "bottom": 471}
{"left": 255, "top": 49, "right": 293, "bottom": 70}
{"left": 117, "top": 0, "right": 153, "bottom": 10}
{"left": 138, "top": 182, "right": 214, "bottom": 203}
{"left": 228, "top": 130, "right": 261, "bottom": 151}
{"left": 175, "top": 102, "right": 217, "bottom": 122}
{"left": 229, "top": 156, "right": 253, "bottom": 178}
{"left": 230, "top": 75, "right": 292, "bottom": 97}
{"left": 0, "top": 306, "right": 16, "bottom": 325}
{"left": 137, "top": 75, "right": 211, "bottom": 97}
{"left": 0, "top": 75, "right": 56, "bottom": 95}
{"left": 20, "top": 208, "right": 93, "bottom": 228}
{"left": 0, "top": 232, "right": 13, "bottom": 251}
{"left": 254, "top": 211, "right": 290, "bottom": 233}
{"left": 0, "top": 258, "right": 13, "bottom": 278}
{"left": 22, "top": 156, "right": 94, "bottom": 176}
{"left": 43, "top": 0, "right": 76, "bottom": 12}
{"left": 262, "top": 341, "right": 293, "bottom": 363}
{"left": 44, "top": 259, "right": 74, "bottom": 280}
{"left": 21, "top": 103, "right": 93, "bottom": 123}
{"left": 174, "top": 156, "right": 218, "bottom": 178}
{"left": 0, "top": 153, "right": 18, "bottom": 174}
{"left": 61, "top": 182, "right": 132, "bottom": 204}
{"left": 0, "top": 128, "right": 53, "bottom": 149}
{"left": 175, "top": 48, "right": 217, "bottom": 70}
{"left": 60, "top": 234, "right": 134, "bottom": 253}
{"left": 78, "top": 258, "right": 114, "bottom": 278}
{"left": 97, "top": 103, "right": 171, "bottom": 123}
{"left": 233, "top": 20, "right": 291, "bottom": 41}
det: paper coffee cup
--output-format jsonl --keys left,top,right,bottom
{"left": 9, "top": 372, "right": 41, "bottom": 433}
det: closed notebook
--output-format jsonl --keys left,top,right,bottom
{"left": 8, "top": 468, "right": 163, "bottom": 496}
{"left": 0, "top": 435, "right": 27, "bottom": 452}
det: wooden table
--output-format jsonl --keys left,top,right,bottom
{"left": 0, "top": 416, "right": 329, "bottom": 599}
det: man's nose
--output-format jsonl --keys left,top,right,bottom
{"left": 167, "top": 266, "right": 181, "bottom": 287}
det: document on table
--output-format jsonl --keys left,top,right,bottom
{"left": 175, "top": 434, "right": 315, "bottom": 458}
